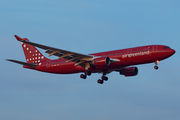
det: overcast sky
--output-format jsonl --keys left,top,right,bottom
{"left": 0, "top": 0, "right": 180, "bottom": 120}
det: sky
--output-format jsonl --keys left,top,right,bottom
{"left": 0, "top": 0, "right": 180, "bottom": 120}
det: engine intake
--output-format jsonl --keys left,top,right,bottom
{"left": 92, "top": 57, "right": 110, "bottom": 67}
{"left": 120, "top": 67, "right": 138, "bottom": 77}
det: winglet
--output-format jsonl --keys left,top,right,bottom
{"left": 14, "top": 35, "right": 29, "bottom": 41}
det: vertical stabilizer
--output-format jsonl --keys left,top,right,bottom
{"left": 14, "top": 35, "right": 49, "bottom": 63}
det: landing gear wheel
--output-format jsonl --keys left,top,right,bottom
{"left": 97, "top": 79, "right": 104, "bottom": 84}
{"left": 80, "top": 74, "right": 87, "bottom": 79}
{"left": 154, "top": 60, "right": 159, "bottom": 70}
{"left": 154, "top": 66, "right": 159, "bottom": 70}
{"left": 85, "top": 71, "right": 91, "bottom": 76}
{"left": 102, "top": 75, "right": 108, "bottom": 81}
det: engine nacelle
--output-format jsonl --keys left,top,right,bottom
{"left": 120, "top": 67, "right": 138, "bottom": 77}
{"left": 92, "top": 57, "right": 110, "bottom": 67}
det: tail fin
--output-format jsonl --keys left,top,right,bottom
{"left": 14, "top": 35, "right": 49, "bottom": 63}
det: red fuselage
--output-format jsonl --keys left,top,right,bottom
{"left": 28, "top": 45, "right": 175, "bottom": 74}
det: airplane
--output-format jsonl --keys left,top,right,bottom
{"left": 6, "top": 35, "right": 176, "bottom": 84}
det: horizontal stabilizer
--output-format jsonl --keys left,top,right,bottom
{"left": 6, "top": 59, "right": 37, "bottom": 68}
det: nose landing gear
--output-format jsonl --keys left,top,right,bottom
{"left": 154, "top": 65, "right": 159, "bottom": 70}
{"left": 154, "top": 60, "right": 159, "bottom": 70}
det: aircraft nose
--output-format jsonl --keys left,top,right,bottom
{"left": 167, "top": 48, "right": 176, "bottom": 57}
{"left": 162, "top": 48, "right": 176, "bottom": 58}
{"left": 171, "top": 49, "right": 176, "bottom": 55}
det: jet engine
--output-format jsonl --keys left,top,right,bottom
{"left": 92, "top": 57, "right": 110, "bottom": 67}
{"left": 120, "top": 67, "right": 138, "bottom": 77}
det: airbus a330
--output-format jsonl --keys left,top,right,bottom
{"left": 6, "top": 35, "right": 176, "bottom": 84}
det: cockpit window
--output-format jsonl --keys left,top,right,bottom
{"left": 164, "top": 47, "right": 171, "bottom": 49}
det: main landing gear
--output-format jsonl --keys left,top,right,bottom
{"left": 80, "top": 71, "right": 108, "bottom": 84}
{"left": 154, "top": 60, "right": 159, "bottom": 70}
{"left": 97, "top": 73, "right": 108, "bottom": 84}
{"left": 80, "top": 71, "right": 91, "bottom": 79}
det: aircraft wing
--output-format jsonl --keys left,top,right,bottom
{"left": 15, "top": 35, "right": 96, "bottom": 69}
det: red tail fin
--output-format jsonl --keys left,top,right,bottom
{"left": 14, "top": 35, "right": 49, "bottom": 63}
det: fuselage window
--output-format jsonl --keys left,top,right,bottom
{"left": 108, "top": 54, "right": 113, "bottom": 56}
{"left": 133, "top": 49, "right": 149, "bottom": 53}
{"left": 115, "top": 53, "right": 122, "bottom": 55}
{"left": 101, "top": 55, "right": 106, "bottom": 57}
{"left": 133, "top": 50, "right": 140, "bottom": 53}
